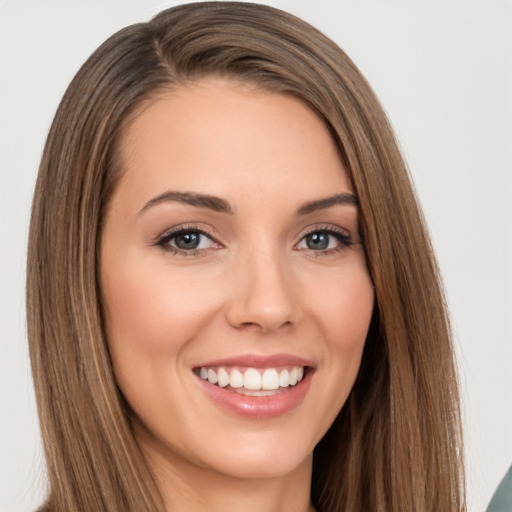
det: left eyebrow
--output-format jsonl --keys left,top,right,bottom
{"left": 137, "top": 191, "right": 233, "bottom": 216}
{"left": 296, "top": 193, "right": 358, "bottom": 215}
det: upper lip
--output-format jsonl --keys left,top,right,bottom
{"left": 194, "top": 353, "right": 315, "bottom": 369}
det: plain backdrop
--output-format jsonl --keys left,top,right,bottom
{"left": 1, "top": 1, "right": 511, "bottom": 511}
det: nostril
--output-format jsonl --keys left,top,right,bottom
{"left": 235, "top": 318, "right": 293, "bottom": 334}
{"left": 224, "top": 258, "right": 298, "bottom": 332}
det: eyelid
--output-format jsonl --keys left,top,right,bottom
{"left": 294, "top": 223, "right": 354, "bottom": 253}
{"left": 151, "top": 222, "right": 356, "bottom": 256}
{"left": 296, "top": 223, "right": 352, "bottom": 242}
{"left": 152, "top": 224, "right": 223, "bottom": 253}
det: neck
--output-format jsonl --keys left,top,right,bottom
{"left": 141, "top": 434, "right": 316, "bottom": 512}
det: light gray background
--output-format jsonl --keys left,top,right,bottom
{"left": 1, "top": 1, "right": 510, "bottom": 511}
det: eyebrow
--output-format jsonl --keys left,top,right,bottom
{"left": 137, "top": 190, "right": 358, "bottom": 217}
{"left": 296, "top": 192, "right": 358, "bottom": 215}
{"left": 138, "top": 191, "right": 233, "bottom": 216}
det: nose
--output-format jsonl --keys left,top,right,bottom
{"left": 225, "top": 246, "right": 299, "bottom": 334}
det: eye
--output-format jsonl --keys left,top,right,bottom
{"left": 296, "top": 228, "right": 352, "bottom": 252}
{"left": 155, "top": 227, "right": 221, "bottom": 254}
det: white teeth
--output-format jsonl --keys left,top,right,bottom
{"left": 289, "top": 367, "right": 298, "bottom": 386}
{"left": 261, "top": 369, "right": 279, "bottom": 390}
{"left": 207, "top": 369, "right": 218, "bottom": 384}
{"left": 198, "top": 365, "right": 306, "bottom": 391}
{"left": 244, "top": 368, "right": 262, "bottom": 390}
{"left": 217, "top": 368, "right": 229, "bottom": 388}
{"left": 229, "top": 369, "right": 244, "bottom": 388}
{"left": 278, "top": 369, "right": 290, "bottom": 387}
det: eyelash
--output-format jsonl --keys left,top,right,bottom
{"left": 153, "top": 224, "right": 354, "bottom": 256}
{"left": 297, "top": 225, "right": 353, "bottom": 253}
{"left": 154, "top": 225, "right": 220, "bottom": 257}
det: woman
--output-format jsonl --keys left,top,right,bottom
{"left": 26, "top": 2, "right": 465, "bottom": 511}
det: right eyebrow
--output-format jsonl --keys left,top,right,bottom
{"left": 296, "top": 192, "right": 358, "bottom": 215}
{"left": 137, "top": 191, "right": 233, "bottom": 216}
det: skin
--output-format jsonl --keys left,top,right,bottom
{"left": 101, "top": 78, "right": 375, "bottom": 512}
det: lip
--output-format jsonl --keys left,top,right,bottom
{"left": 193, "top": 353, "right": 315, "bottom": 419}
{"left": 194, "top": 353, "right": 314, "bottom": 370}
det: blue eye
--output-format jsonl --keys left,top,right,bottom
{"left": 304, "top": 232, "right": 330, "bottom": 250}
{"left": 297, "top": 229, "right": 351, "bottom": 252}
{"left": 157, "top": 228, "right": 217, "bottom": 253}
{"left": 174, "top": 232, "right": 202, "bottom": 250}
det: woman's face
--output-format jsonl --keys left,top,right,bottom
{"left": 101, "top": 78, "right": 374, "bottom": 481}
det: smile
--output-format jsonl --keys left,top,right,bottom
{"left": 193, "top": 355, "right": 314, "bottom": 418}
{"left": 196, "top": 366, "right": 305, "bottom": 395}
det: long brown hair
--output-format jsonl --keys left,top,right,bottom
{"left": 27, "top": 2, "right": 465, "bottom": 511}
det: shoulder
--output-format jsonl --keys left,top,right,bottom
{"left": 487, "top": 465, "right": 512, "bottom": 512}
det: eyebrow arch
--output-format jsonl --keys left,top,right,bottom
{"left": 296, "top": 193, "right": 358, "bottom": 215}
{"left": 137, "top": 191, "right": 233, "bottom": 216}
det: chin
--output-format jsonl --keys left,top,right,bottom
{"left": 196, "top": 428, "right": 316, "bottom": 481}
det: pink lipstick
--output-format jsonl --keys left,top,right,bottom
{"left": 193, "top": 353, "right": 314, "bottom": 418}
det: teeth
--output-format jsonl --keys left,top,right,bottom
{"left": 198, "top": 365, "right": 306, "bottom": 391}
{"left": 261, "top": 369, "right": 279, "bottom": 390}
{"left": 207, "top": 369, "right": 218, "bottom": 385}
{"left": 278, "top": 369, "right": 290, "bottom": 387}
{"left": 244, "top": 368, "right": 261, "bottom": 390}
{"left": 289, "top": 367, "right": 298, "bottom": 386}
{"left": 229, "top": 369, "right": 244, "bottom": 388}
{"left": 217, "top": 368, "right": 230, "bottom": 388}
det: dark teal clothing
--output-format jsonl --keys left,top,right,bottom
{"left": 487, "top": 466, "right": 512, "bottom": 512}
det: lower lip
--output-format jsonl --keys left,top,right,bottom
{"left": 196, "top": 371, "right": 312, "bottom": 419}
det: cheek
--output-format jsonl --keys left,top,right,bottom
{"left": 311, "top": 266, "right": 374, "bottom": 348}
{"left": 101, "top": 254, "right": 222, "bottom": 363}
{"left": 311, "top": 265, "right": 374, "bottom": 399}
{"left": 100, "top": 257, "right": 226, "bottom": 426}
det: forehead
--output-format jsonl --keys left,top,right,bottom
{"left": 116, "top": 77, "right": 352, "bottom": 208}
